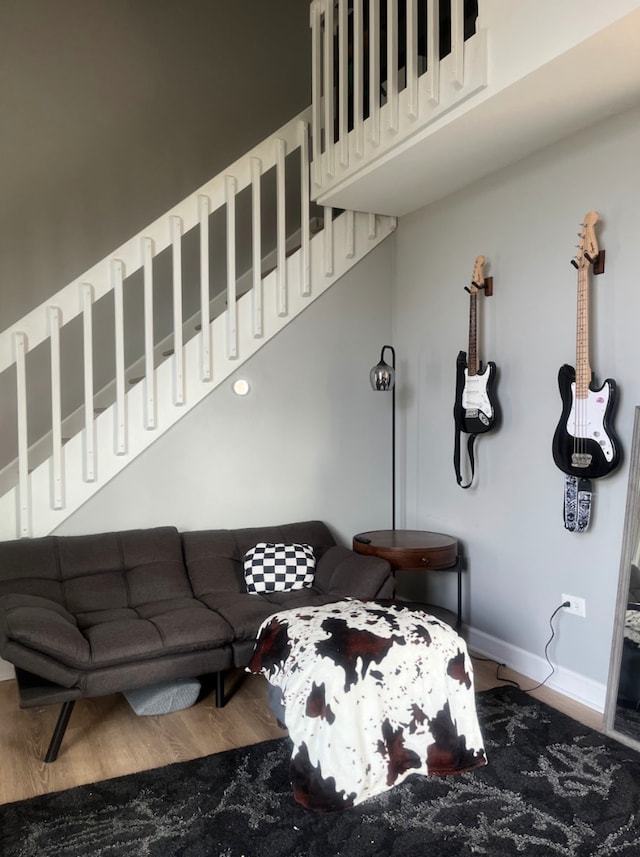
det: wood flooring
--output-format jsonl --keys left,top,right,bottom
{"left": 0, "top": 657, "right": 603, "bottom": 806}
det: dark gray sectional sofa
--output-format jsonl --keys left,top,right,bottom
{"left": 0, "top": 520, "right": 394, "bottom": 761}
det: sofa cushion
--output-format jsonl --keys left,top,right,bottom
{"left": 314, "top": 545, "right": 394, "bottom": 596}
{"left": 198, "top": 592, "right": 280, "bottom": 641}
{"left": 183, "top": 521, "right": 336, "bottom": 598}
{"left": 206, "top": 590, "right": 341, "bottom": 647}
{"left": 80, "top": 600, "right": 233, "bottom": 667}
{"left": 0, "top": 527, "right": 191, "bottom": 616}
{"left": 60, "top": 527, "right": 191, "bottom": 614}
{"left": 0, "top": 538, "right": 65, "bottom": 603}
{"left": 1, "top": 591, "right": 234, "bottom": 670}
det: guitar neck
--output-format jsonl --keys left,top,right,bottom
{"left": 575, "top": 265, "right": 592, "bottom": 398}
{"left": 467, "top": 292, "right": 478, "bottom": 375}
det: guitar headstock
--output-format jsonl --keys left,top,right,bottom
{"left": 469, "top": 255, "right": 485, "bottom": 294}
{"left": 573, "top": 211, "right": 599, "bottom": 270}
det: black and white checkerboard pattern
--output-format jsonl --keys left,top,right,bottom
{"left": 243, "top": 542, "right": 316, "bottom": 594}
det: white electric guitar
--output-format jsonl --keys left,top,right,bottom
{"left": 460, "top": 256, "right": 497, "bottom": 435}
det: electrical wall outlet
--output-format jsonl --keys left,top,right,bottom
{"left": 562, "top": 594, "right": 586, "bottom": 617}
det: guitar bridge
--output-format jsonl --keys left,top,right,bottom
{"left": 571, "top": 452, "right": 593, "bottom": 468}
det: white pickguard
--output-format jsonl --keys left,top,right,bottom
{"left": 462, "top": 370, "right": 493, "bottom": 421}
{"left": 565, "top": 382, "right": 615, "bottom": 462}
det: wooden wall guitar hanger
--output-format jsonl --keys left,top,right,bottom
{"left": 552, "top": 210, "right": 620, "bottom": 531}
{"left": 453, "top": 255, "right": 498, "bottom": 489}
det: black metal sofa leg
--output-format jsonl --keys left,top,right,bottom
{"left": 45, "top": 700, "right": 76, "bottom": 763}
{"left": 215, "top": 672, "right": 226, "bottom": 708}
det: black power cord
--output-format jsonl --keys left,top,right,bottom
{"left": 472, "top": 601, "right": 570, "bottom": 693}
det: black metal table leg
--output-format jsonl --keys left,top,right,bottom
{"left": 456, "top": 558, "right": 463, "bottom": 631}
{"left": 45, "top": 700, "right": 76, "bottom": 763}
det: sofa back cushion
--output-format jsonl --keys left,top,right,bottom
{"left": 0, "top": 527, "right": 191, "bottom": 613}
{"left": 183, "top": 521, "right": 336, "bottom": 598}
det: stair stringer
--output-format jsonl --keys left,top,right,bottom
{"left": 0, "top": 212, "right": 396, "bottom": 541}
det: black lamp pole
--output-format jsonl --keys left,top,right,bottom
{"left": 370, "top": 345, "right": 396, "bottom": 530}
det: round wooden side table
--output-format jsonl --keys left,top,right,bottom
{"left": 352, "top": 529, "right": 462, "bottom": 628}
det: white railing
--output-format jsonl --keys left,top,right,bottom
{"left": 310, "top": 0, "right": 487, "bottom": 201}
{"left": 0, "top": 106, "right": 397, "bottom": 540}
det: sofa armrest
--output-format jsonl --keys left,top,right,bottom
{"left": 314, "top": 546, "right": 394, "bottom": 599}
{"left": 0, "top": 594, "right": 89, "bottom": 672}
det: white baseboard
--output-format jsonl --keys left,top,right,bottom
{"left": 466, "top": 625, "right": 606, "bottom": 714}
{"left": 0, "top": 657, "right": 15, "bottom": 682}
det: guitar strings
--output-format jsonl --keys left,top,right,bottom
{"left": 573, "top": 262, "right": 589, "bottom": 463}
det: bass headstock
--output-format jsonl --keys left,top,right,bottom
{"left": 573, "top": 211, "right": 599, "bottom": 270}
{"left": 469, "top": 255, "right": 485, "bottom": 294}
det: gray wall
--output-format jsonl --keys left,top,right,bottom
{"left": 0, "top": 0, "right": 311, "bottom": 475}
{"left": 56, "top": 241, "right": 396, "bottom": 546}
{"left": 394, "top": 104, "right": 640, "bottom": 698}
{"left": 0, "top": 0, "right": 311, "bottom": 327}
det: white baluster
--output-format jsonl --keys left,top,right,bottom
{"left": 346, "top": 210, "right": 355, "bottom": 259}
{"left": 80, "top": 282, "right": 96, "bottom": 482}
{"left": 427, "top": 0, "right": 440, "bottom": 106}
{"left": 171, "top": 215, "right": 185, "bottom": 404}
{"left": 48, "top": 306, "right": 64, "bottom": 510}
{"left": 299, "top": 121, "right": 311, "bottom": 297}
{"left": 369, "top": 0, "right": 380, "bottom": 145}
{"left": 324, "top": 207, "right": 334, "bottom": 276}
{"left": 338, "top": 0, "right": 349, "bottom": 167}
{"left": 250, "top": 158, "right": 263, "bottom": 337}
{"left": 142, "top": 236, "right": 156, "bottom": 427}
{"left": 354, "top": 0, "right": 364, "bottom": 156}
{"left": 323, "top": 0, "right": 335, "bottom": 177}
{"left": 226, "top": 175, "right": 238, "bottom": 359}
{"left": 198, "top": 195, "right": 212, "bottom": 380}
{"left": 387, "top": 0, "right": 399, "bottom": 133}
{"left": 112, "top": 259, "right": 127, "bottom": 454}
{"left": 14, "top": 332, "right": 30, "bottom": 537}
{"left": 368, "top": 212, "right": 377, "bottom": 239}
{"left": 451, "top": 0, "right": 464, "bottom": 88}
{"left": 311, "top": 1, "right": 323, "bottom": 187}
{"left": 276, "top": 138, "right": 287, "bottom": 317}
{"left": 407, "top": 0, "right": 418, "bottom": 119}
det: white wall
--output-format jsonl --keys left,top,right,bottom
{"left": 394, "top": 104, "right": 640, "bottom": 707}
{"left": 480, "top": 0, "right": 640, "bottom": 89}
{"left": 55, "top": 241, "right": 395, "bottom": 546}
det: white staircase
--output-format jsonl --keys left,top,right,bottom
{"left": 0, "top": 107, "right": 396, "bottom": 541}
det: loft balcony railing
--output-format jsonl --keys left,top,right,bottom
{"left": 310, "top": 0, "right": 486, "bottom": 206}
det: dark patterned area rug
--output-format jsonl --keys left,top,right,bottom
{"left": 2, "top": 686, "right": 640, "bottom": 857}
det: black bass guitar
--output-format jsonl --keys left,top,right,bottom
{"left": 552, "top": 210, "right": 620, "bottom": 479}
{"left": 460, "top": 255, "right": 497, "bottom": 434}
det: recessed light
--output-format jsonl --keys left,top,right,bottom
{"left": 232, "top": 379, "right": 250, "bottom": 396}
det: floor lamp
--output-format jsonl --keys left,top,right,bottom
{"left": 370, "top": 345, "right": 396, "bottom": 530}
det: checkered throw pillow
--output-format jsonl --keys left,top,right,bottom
{"left": 243, "top": 542, "right": 316, "bottom": 594}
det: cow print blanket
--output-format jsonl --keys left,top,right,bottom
{"left": 247, "top": 600, "right": 487, "bottom": 812}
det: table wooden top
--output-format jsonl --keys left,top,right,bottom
{"left": 354, "top": 530, "right": 457, "bottom": 550}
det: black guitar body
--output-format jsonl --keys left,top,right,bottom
{"left": 460, "top": 361, "right": 499, "bottom": 435}
{"left": 552, "top": 363, "right": 621, "bottom": 479}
